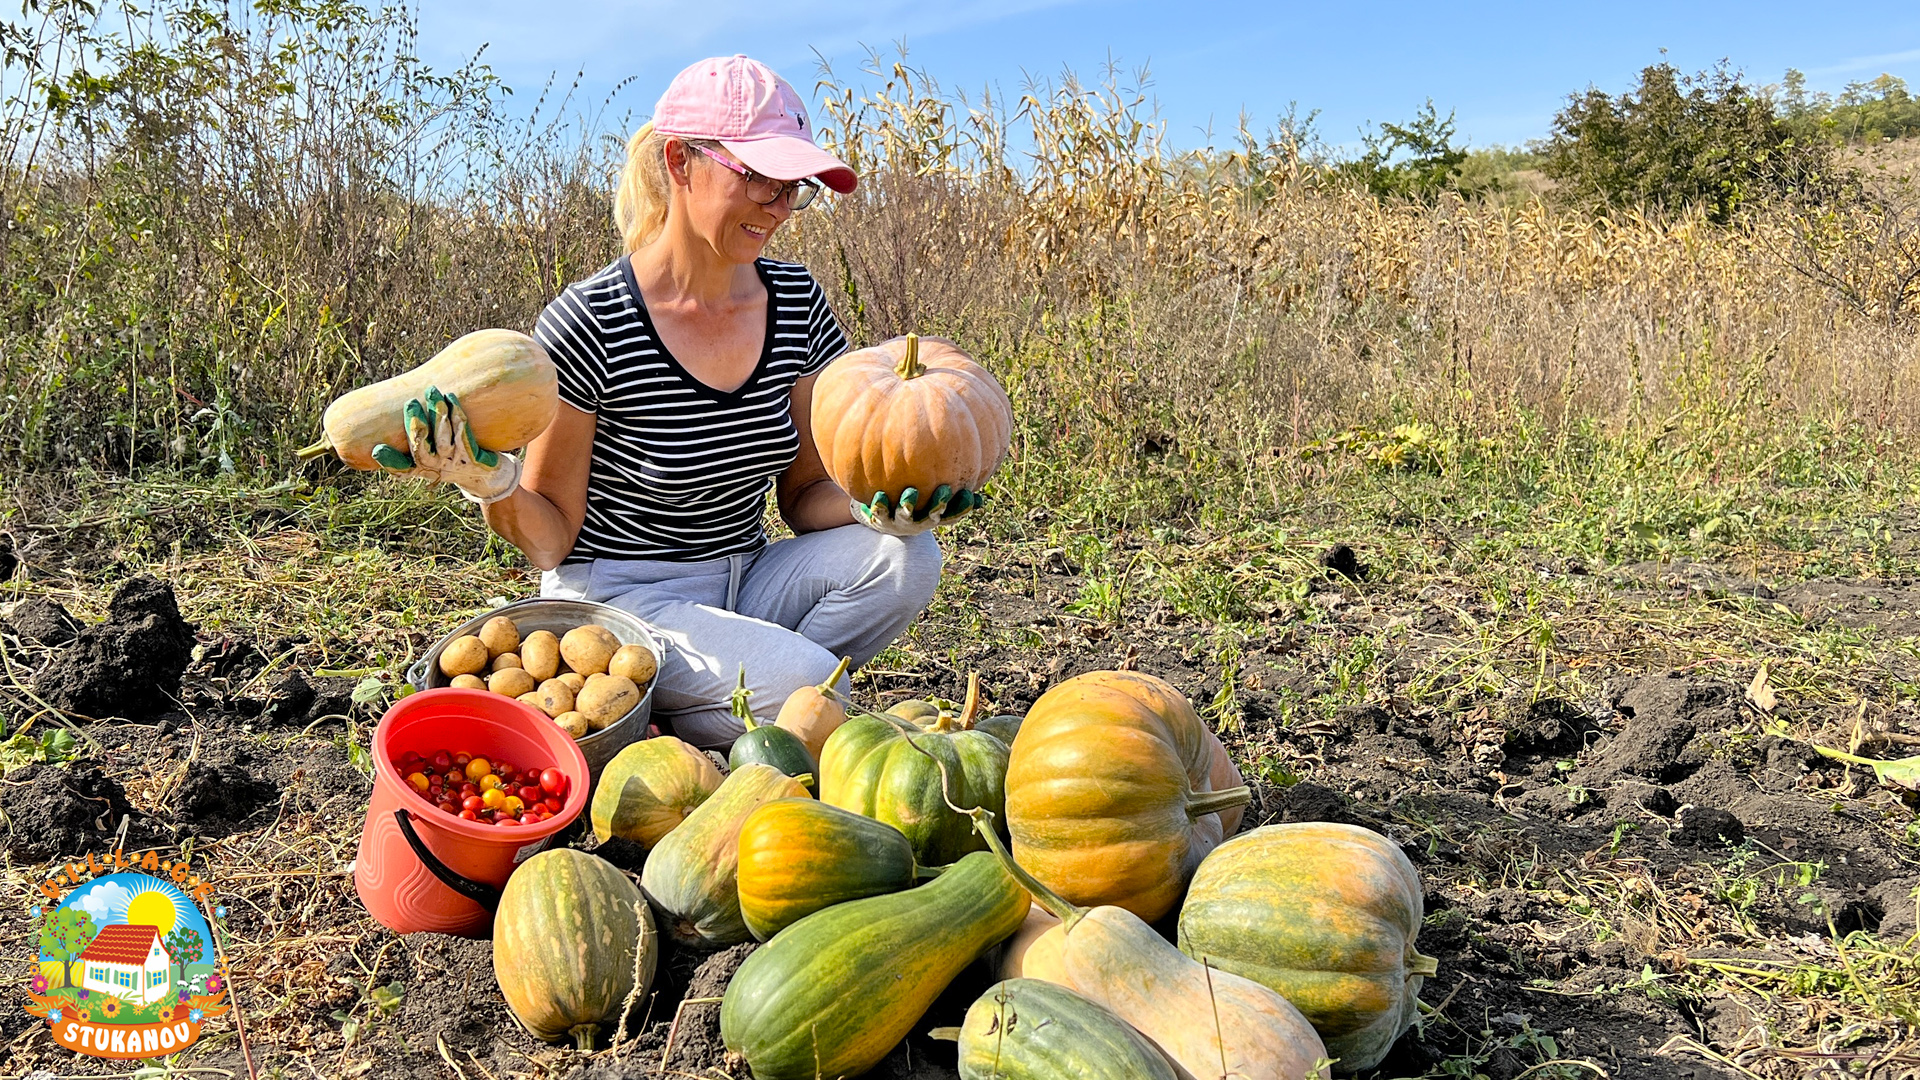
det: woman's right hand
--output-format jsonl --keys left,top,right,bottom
{"left": 370, "top": 387, "right": 522, "bottom": 504}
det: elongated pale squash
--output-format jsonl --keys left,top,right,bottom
{"left": 720, "top": 850, "right": 1028, "bottom": 1080}
{"left": 639, "top": 763, "right": 810, "bottom": 949}
{"left": 996, "top": 901, "right": 1067, "bottom": 986}
{"left": 950, "top": 978, "right": 1179, "bottom": 1080}
{"left": 299, "top": 328, "right": 558, "bottom": 469}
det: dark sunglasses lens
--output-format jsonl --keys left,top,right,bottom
{"left": 787, "top": 181, "right": 819, "bottom": 210}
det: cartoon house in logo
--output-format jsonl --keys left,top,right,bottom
{"left": 78, "top": 924, "right": 172, "bottom": 1005}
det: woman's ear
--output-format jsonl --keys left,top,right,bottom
{"left": 664, "top": 138, "right": 695, "bottom": 188}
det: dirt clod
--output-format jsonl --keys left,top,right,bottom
{"left": 34, "top": 575, "right": 195, "bottom": 719}
{"left": 1319, "top": 543, "right": 1367, "bottom": 581}
{"left": 1, "top": 763, "right": 144, "bottom": 861}
{"left": 8, "top": 597, "right": 80, "bottom": 646}
{"left": 172, "top": 759, "right": 276, "bottom": 827}
{"left": 261, "top": 671, "right": 316, "bottom": 724}
{"left": 1671, "top": 805, "right": 1745, "bottom": 848}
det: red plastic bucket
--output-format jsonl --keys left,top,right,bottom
{"left": 354, "top": 688, "right": 590, "bottom": 937}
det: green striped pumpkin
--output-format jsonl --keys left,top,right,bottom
{"left": 952, "top": 979, "right": 1178, "bottom": 1080}
{"left": 492, "top": 848, "right": 657, "bottom": 1050}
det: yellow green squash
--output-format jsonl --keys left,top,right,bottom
{"left": 719, "top": 849, "right": 1027, "bottom": 1080}
{"left": 639, "top": 763, "right": 810, "bottom": 949}
{"left": 735, "top": 798, "right": 939, "bottom": 941}
{"left": 492, "top": 848, "right": 657, "bottom": 1050}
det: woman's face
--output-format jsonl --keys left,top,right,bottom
{"left": 668, "top": 140, "right": 792, "bottom": 263}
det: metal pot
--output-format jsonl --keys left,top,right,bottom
{"left": 406, "top": 598, "right": 666, "bottom": 782}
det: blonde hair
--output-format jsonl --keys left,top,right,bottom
{"left": 613, "top": 123, "right": 721, "bottom": 253}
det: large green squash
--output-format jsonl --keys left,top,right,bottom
{"left": 720, "top": 850, "right": 1027, "bottom": 1080}
{"left": 736, "top": 798, "right": 936, "bottom": 941}
{"left": 589, "top": 735, "right": 724, "bottom": 847}
{"left": 640, "top": 763, "right": 810, "bottom": 949}
{"left": 818, "top": 676, "right": 1009, "bottom": 867}
{"left": 948, "top": 979, "right": 1178, "bottom": 1080}
{"left": 1178, "top": 822, "right": 1437, "bottom": 1074}
{"left": 492, "top": 848, "right": 657, "bottom": 1050}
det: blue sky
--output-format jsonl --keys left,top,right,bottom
{"left": 413, "top": 1, "right": 1920, "bottom": 153}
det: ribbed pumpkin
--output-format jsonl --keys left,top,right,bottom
{"left": 946, "top": 979, "right": 1179, "bottom": 1080}
{"left": 589, "top": 736, "right": 724, "bottom": 847}
{"left": 639, "top": 763, "right": 811, "bottom": 948}
{"left": 809, "top": 333, "right": 1013, "bottom": 505}
{"left": 971, "top": 811, "right": 1330, "bottom": 1080}
{"left": 724, "top": 666, "right": 817, "bottom": 793}
{"left": 297, "top": 328, "right": 558, "bottom": 469}
{"left": 819, "top": 676, "right": 1010, "bottom": 867}
{"left": 1005, "top": 670, "right": 1251, "bottom": 921}
{"left": 735, "top": 798, "right": 937, "bottom": 941}
{"left": 1179, "top": 823, "right": 1437, "bottom": 1074}
{"left": 492, "top": 848, "right": 657, "bottom": 1050}
{"left": 720, "top": 850, "right": 1028, "bottom": 1080}
{"left": 773, "top": 655, "right": 853, "bottom": 760}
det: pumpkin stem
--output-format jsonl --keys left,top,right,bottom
{"left": 1408, "top": 950, "right": 1440, "bottom": 978}
{"left": 732, "top": 664, "right": 759, "bottom": 730}
{"left": 569, "top": 1022, "right": 598, "bottom": 1052}
{"left": 295, "top": 435, "right": 333, "bottom": 460}
{"left": 894, "top": 333, "right": 925, "bottom": 379}
{"left": 926, "top": 1026, "right": 961, "bottom": 1042}
{"left": 913, "top": 862, "right": 949, "bottom": 882}
{"left": 966, "top": 805, "right": 1085, "bottom": 928}
{"left": 1186, "top": 785, "right": 1252, "bottom": 821}
{"left": 956, "top": 671, "right": 982, "bottom": 729}
{"left": 815, "top": 655, "right": 854, "bottom": 694}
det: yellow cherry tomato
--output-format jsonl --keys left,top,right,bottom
{"left": 465, "top": 757, "right": 492, "bottom": 782}
{"left": 406, "top": 772, "right": 430, "bottom": 792}
{"left": 503, "top": 795, "right": 524, "bottom": 815}
{"left": 482, "top": 788, "right": 506, "bottom": 809}
{"left": 479, "top": 774, "right": 503, "bottom": 792}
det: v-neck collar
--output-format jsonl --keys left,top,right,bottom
{"left": 619, "top": 254, "right": 776, "bottom": 402}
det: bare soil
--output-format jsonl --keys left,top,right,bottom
{"left": 2, "top": 550, "right": 1914, "bottom": 1079}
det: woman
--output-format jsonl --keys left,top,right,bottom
{"left": 377, "top": 55, "right": 979, "bottom": 749}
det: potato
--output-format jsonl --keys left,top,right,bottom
{"left": 478, "top": 616, "right": 521, "bottom": 659}
{"left": 487, "top": 668, "right": 537, "bottom": 699}
{"left": 526, "top": 678, "right": 576, "bottom": 718}
{"left": 438, "top": 635, "right": 490, "bottom": 677}
{"left": 520, "top": 630, "right": 561, "bottom": 681}
{"left": 609, "top": 644, "right": 657, "bottom": 685}
{"left": 560, "top": 625, "right": 618, "bottom": 676}
{"left": 557, "top": 672, "right": 586, "bottom": 694}
{"left": 552, "top": 710, "right": 589, "bottom": 738}
{"left": 576, "top": 674, "right": 640, "bottom": 731}
{"left": 491, "top": 652, "right": 522, "bottom": 672}
{"left": 450, "top": 673, "right": 487, "bottom": 690}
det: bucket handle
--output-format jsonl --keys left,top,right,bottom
{"left": 393, "top": 810, "right": 502, "bottom": 912}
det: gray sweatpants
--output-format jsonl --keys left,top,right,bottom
{"left": 540, "top": 526, "right": 941, "bottom": 750}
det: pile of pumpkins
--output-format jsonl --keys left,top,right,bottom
{"left": 487, "top": 667, "right": 1437, "bottom": 1078}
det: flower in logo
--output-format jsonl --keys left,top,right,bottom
{"left": 100, "top": 998, "right": 121, "bottom": 1019}
{"left": 30, "top": 973, "right": 48, "bottom": 995}
{"left": 75, "top": 1008, "right": 91, "bottom": 1023}
{"left": 28, "top": 906, "right": 41, "bottom": 919}
{"left": 48, "top": 1008, "right": 62, "bottom": 1023}
{"left": 189, "top": 1008, "right": 204, "bottom": 1023}
{"left": 214, "top": 906, "right": 228, "bottom": 919}
{"left": 77, "top": 988, "right": 90, "bottom": 1000}
{"left": 205, "top": 973, "right": 225, "bottom": 994}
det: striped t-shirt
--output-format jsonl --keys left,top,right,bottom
{"left": 532, "top": 255, "right": 849, "bottom": 563}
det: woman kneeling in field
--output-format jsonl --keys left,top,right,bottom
{"left": 379, "top": 55, "right": 978, "bottom": 749}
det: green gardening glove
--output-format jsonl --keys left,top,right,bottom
{"left": 850, "top": 486, "right": 985, "bottom": 536}
{"left": 371, "top": 387, "right": 521, "bottom": 504}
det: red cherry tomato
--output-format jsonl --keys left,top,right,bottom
{"left": 493, "top": 761, "right": 514, "bottom": 779}
{"left": 459, "top": 809, "right": 479, "bottom": 821}
{"left": 453, "top": 752, "right": 471, "bottom": 767}
{"left": 543, "top": 796, "right": 563, "bottom": 814}
{"left": 431, "top": 751, "right": 451, "bottom": 770}
{"left": 517, "top": 785, "right": 541, "bottom": 803}
{"left": 462, "top": 795, "right": 484, "bottom": 812}
{"left": 495, "top": 817, "right": 523, "bottom": 827}
{"left": 540, "top": 768, "right": 566, "bottom": 794}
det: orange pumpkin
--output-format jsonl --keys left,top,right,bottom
{"left": 1005, "top": 670, "right": 1249, "bottom": 922}
{"left": 809, "top": 334, "right": 1012, "bottom": 504}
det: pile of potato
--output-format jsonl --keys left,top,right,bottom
{"left": 438, "top": 616, "right": 657, "bottom": 739}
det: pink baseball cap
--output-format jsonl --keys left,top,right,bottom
{"left": 651, "top": 55, "right": 857, "bottom": 194}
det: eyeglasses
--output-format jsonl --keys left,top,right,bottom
{"left": 687, "top": 143, "right": 821, "bottom": 210}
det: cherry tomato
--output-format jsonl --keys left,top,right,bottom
{"left": 515, "top": 785, "right": 540, "bottom": 803}
{"left": 464, "top": 757, "right": 491, "bottom": 782}
{"left": 453, "top": 752, "right": 471, "bottom": 768}
{"left": 481, "top": 788, "right": 506, "bottom": 810}
{"left": 459, "top": 809, "right": 479, "bottom": 821}
{"left": 540, "top": 796, "right": 561, "bottom": 814}
{"left": 495, "top": 817, "right": 522, "bottom": 827}
{"left": 503, "top": 795, "right": 525, "bottom": 815}
{"left": 459, "top": 795, "right": 481, "bottom": 812}
{"left": 494, "top": 761, "right": 515, "bottom": 779}
{"left": 405, "top": 772, "right": 430, "bottom": 792}
{"left": 431, "top": 751, "right": 452, "bottom": 770}
{"left": 539, "top": 768, "right": 566, "bottom": 795}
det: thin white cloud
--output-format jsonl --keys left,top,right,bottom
{"left": 73, "top": 880, "right": 132, "bottom": 925}
{"left": 1804, "top": 47, "right": 1920, "bottom": 77}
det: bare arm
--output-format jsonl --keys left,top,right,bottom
{"left": 777, "top": 371, "right": 856, "bottom": 534}
{"left": 483, "top": 403, "right": 596, "bottom": 571}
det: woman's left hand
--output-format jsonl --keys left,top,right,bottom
{"left": 850, "top": 486, "right": 984, "bottom": 536}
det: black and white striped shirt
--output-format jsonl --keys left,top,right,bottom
{"left": 533, "top": 256, "right": 849, "bottom": 563}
